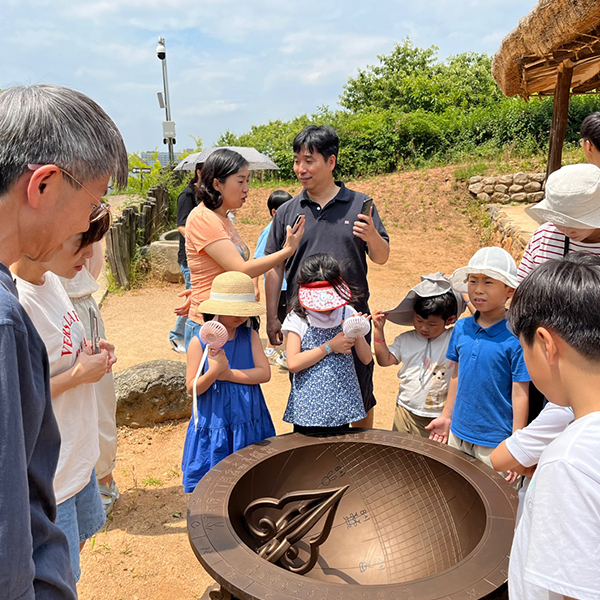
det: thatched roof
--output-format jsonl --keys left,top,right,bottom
{"left": 492, "top": 0, "right": 600, "bottom": 98}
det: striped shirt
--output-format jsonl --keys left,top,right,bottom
{"left": 517, "top": 222, "right": 600, "bottom": 281}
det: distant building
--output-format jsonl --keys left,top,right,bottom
{"left": 139, "top": 149, "right": 194, "bottom": 168}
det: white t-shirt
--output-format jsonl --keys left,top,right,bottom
{"left": 505, "top": 402, "right": 574, "bottom": 524}
{"left": 15, "top": 272, "right": 99, "bottom": 504}
{"left": 387, "top": 328, "right": 455, "bottom": 417}
{"left": 509, "top": 411, "right": 600, "bottom": 600}
{"left": 282, "top": 306, "right": 358, "bottom": 340}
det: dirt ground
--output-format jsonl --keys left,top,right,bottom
{"left": 78, "top": 166, "right": 481, "bottom": 600}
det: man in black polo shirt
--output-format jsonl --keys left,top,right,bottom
{"left": 265, "top": 125, "right": 390, "bottom": 427}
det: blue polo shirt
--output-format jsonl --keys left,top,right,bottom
{"left": 447, "top": 314, "right": 530, "bottom": 447}
{"left": 264, "top": 182, "right": 389, "bottom": 312}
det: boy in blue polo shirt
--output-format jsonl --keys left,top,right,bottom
{"left": 426, "top": 247, "right": 530, "bottom": 469}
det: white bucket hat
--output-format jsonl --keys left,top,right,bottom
{"left": 450, "top": 247, "right": 519, "bottom": 293}
{"left": 527, "top": 163, "right": 600, "bottom": 229}
{"left": 384, "top": 272, "right": 465, "bottom": 326}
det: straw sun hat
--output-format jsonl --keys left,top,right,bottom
{"left": 198, "top": 272, "right": 265, "bottom": 317}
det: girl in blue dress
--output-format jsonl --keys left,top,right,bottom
{"left": 181, "top": 271, "right": 275, "bottom": 493}
{"left": 282, "top": 253, "right": 373, "bottom": 434}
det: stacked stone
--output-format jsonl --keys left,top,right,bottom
{"left": 467, "top": 172, "right": 546, "bottom": 204}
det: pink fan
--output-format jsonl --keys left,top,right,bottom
{"left": 343, "top": 315, "right": 371, "bottom": 339}
{"left": 192, "top": 319, "right": 228, "bottom": 428}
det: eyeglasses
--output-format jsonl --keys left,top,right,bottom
{"left": 27, "top": 164, "right": 111, "bottom": 223}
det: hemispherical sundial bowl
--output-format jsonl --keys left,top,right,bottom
{"left": 188, "top": 430, "right": 517, "bottom": 600}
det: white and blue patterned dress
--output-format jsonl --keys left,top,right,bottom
{"left": 283, "top": 310, "right": 366, "bottom": 427}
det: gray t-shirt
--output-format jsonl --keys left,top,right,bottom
{"left": 0, "top": 263, "right": 76, "bottom": 599}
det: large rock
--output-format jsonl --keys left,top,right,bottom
{"left": 511, "top": 193, "right": 528, "bottom": 203}
{"left": 115, "top": 360, "right": 190, "bottom": 428}
{"left": 149, "top": 229, "right": 183, "bottom": 283}
{"left": 531, "top": 172, "right": 546, "bottom": 183}
{"left": 494, "top": 184, "right": 508, "bottom": 194}
{"left": 527, "top": 191, "right": 545, "bottom": 203}
{"left": 482, "top": 177, "right": 496, "bottom": 186}
{"left": 509, "top": 184, "right": 524, "bottom": 194}
{"left": 524, "top": 181, "right": 542, "bottom": 193}
{"left": 468, "top": 182, "right": 484, "bottom": 195}
{"left": 513, "top": 172, "right": 529, "bottom": 185}
{"left": 468, "top": 176, "right": 483, "bottom": 185}
{"left": 497, "top": 175, "right": 513, "bottom": 186}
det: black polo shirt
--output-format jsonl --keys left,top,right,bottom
{"left": 265, "top": 182, "right": 389, "bottom": 311}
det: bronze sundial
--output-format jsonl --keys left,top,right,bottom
{"left": 188, "top": 430, "right": 516, "bottom": 600}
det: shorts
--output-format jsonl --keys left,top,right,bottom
{"left": 392, "top": 404, "right": 435, "bottom": 439}
{"left": 55, "top": 470, "right": 106, "bottom": 581}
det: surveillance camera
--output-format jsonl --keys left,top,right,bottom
{"left": 156, "top": 37, "right": 166, "bottom": 60}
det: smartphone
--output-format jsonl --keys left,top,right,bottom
{"left": 89, "top": 307, "right": 100, "bottom": 354}
{"left": 361, "top": 198, "right": 373, "bottom": 216}
{"left": 293, "top": 213, "right": 303, "bottom": 227}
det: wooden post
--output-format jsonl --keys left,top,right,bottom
{"left": 546, "top": 61, "right": 574, "bottom": 178}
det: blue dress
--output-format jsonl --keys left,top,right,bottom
{"left": 181, "top": 326, "right": 275, "bottom": 493}
{"left": 283, "top": 317, "right": 367, "bottom": 427}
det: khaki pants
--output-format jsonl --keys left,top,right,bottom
{"left": 448, "top": 431, "right": 496, "bottom": 469}
{"left": 392, "top": 404, "right": 435, "bottom": 439}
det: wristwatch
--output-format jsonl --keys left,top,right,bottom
{"left": 324, "top": 343, "right": 332, "bottom": 355}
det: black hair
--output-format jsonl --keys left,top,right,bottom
{"left": 198, "top": 149, "right": 248, "bottom": 211}
{"left": 267, "top": 189, "right": 292, "bottom": 215}
{"left": 581, "top": 112, "right": 600, "bottom": 150}
{"left": 414, "top": 291, "right": 458, "bottom": 322}
{"left": 201, "top": 313, "right": 260, "bottom": 332}
{"left": 292, "top": 125, "right": 339, "bottom": 162}
{"left": 509, "top": 253, "right": 600, "bottom": 361}
{"left": 289, "top": 252, "right": 361, "bottom": 319}
{"left": 78, "top": 210, "right": 111, "bottom": 250}
{"left": 188, "top": 162, "right": 203, "bottom": 187}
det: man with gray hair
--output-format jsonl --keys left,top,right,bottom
{"left": 0, "top": 84, "right": 127, "bottom": 599}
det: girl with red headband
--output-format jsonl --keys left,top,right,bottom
{"left": 282, "top": 253, "right": 372, "bottom": 434}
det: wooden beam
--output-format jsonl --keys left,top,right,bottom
{"left": 546, "top": 63, "right": 574, "bottom": 178}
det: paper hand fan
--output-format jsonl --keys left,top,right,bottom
{"left": 193, "top": 320, "right": 228, "bottom": 428}
{"left": 342, "top": 315, "right": 371, "bottom": 339}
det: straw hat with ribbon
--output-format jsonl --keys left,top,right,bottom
{"left": 198, "top": 272, "right": 265, "bottom": 317}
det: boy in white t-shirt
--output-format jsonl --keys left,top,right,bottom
{"left": 372, "top": 273, "right": 465, "bottom": 438}
{"left": 504, "top": 253, "right": 600, "bottom": 600}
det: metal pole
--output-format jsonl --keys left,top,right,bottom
{"left": 158, "top": 37, "right": 175, "bottom": 165}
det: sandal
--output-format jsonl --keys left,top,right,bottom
{"left": 98, "top": 480, "right": 120, "bottom": 516}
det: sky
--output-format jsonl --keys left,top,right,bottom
{"left": 1, "top": 0, "right": 538, "bottom": 155}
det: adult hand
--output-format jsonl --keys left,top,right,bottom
{"left": 328, "top": 331, "right": 355, "bottom": 354}
{"left": 98, "top": 339, "right": 117, "bottom": 371}
{"left": 353, "top": 209, "right": 378, "bottom": 244}
{"left": 174, "top": 289, "right": 192, "bottom": 317}
{"left": 425, "top": 416, "right": 451, "bottom": 444}
{"left": 72, "top": 349, "right": 110, "bottom": 385}
{"left": 267, "top": 317, "right": 283, "bottom": 346}
{"left": 283, "top": 215, "right": 305, "bottom": 255}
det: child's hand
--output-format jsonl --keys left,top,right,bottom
{"left": 372, "top": 310, "right": 387, "bottom": 330}
{"left": 207, "top": 348, "right": 229, "bottom": 374}
{"left": 329, "top": 332, "right": 355, "bottom": 354}
{"left": 425, "top": 416, "right": 451, "bottom": 444}
{"left": 504, "top": 470, "right": 520, "bottom": 485}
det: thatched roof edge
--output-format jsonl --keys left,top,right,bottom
{"left": 492, "top": 0, "right": 600, "bottom": 97}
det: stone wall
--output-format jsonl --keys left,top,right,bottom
{"left": 468, "top": 172, "right": 546, "bottom": 204}
{"left": 487, "top": 205, "right": 530, "bottom": 265}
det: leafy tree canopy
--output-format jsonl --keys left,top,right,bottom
{"left": 340, "top": 38, "right": 503, "bottom": 114}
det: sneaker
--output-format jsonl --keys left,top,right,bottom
{"left": 99, "top": 480, "right": 120, "bottom": 517}
{"left": 275, "top": 351, "right": 288, "bottom": 369}
{"left": 170, "top": 339, "right": 186, "bottom": 354}
{"left": 265, "top": 348, "right": 281, "bottom": 366}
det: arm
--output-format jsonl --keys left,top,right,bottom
{"left": 177, "top": 225, "right": 186, "bottom": 237}
{"left": 218, "top": 330, "right": 271, "bottom": 385}
{"left": 426, "top": 362, "right": 458, "bottom": 444}
{"left": 265, "top": 264, "right": 285, "bottom": 346}
{"left": 50, "top": 349, "right": 110, "bottom": 398}
{"left": 253, "top": 277, "right": 260, "bottom": 302}
{"left": 372, "top": 311, "right": 399, "bottom": 367}
{"left": 512, "top": 381, "right": 529, "bottom": 432}
{"left": 354, "top": 335, "right": 373, "bottom": 365}
{"left": 185, "top": 337, "right": 229, "bottom": 396}
{"left": 204, "top": 218, "right": 304, "bottom": 279}
{"left": 285, "top": 330, "right": 355, "bottom": 374}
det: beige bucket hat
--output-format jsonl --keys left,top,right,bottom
{"left": 198, "top": 272, "right": 265, "bottom": 317}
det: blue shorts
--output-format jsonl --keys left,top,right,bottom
{"left": 55, "top": 470, "right": 106, "bottom": 581}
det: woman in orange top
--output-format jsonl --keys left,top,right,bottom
{"left": 184, "top": 148, "right": 304, "bottom": 348}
